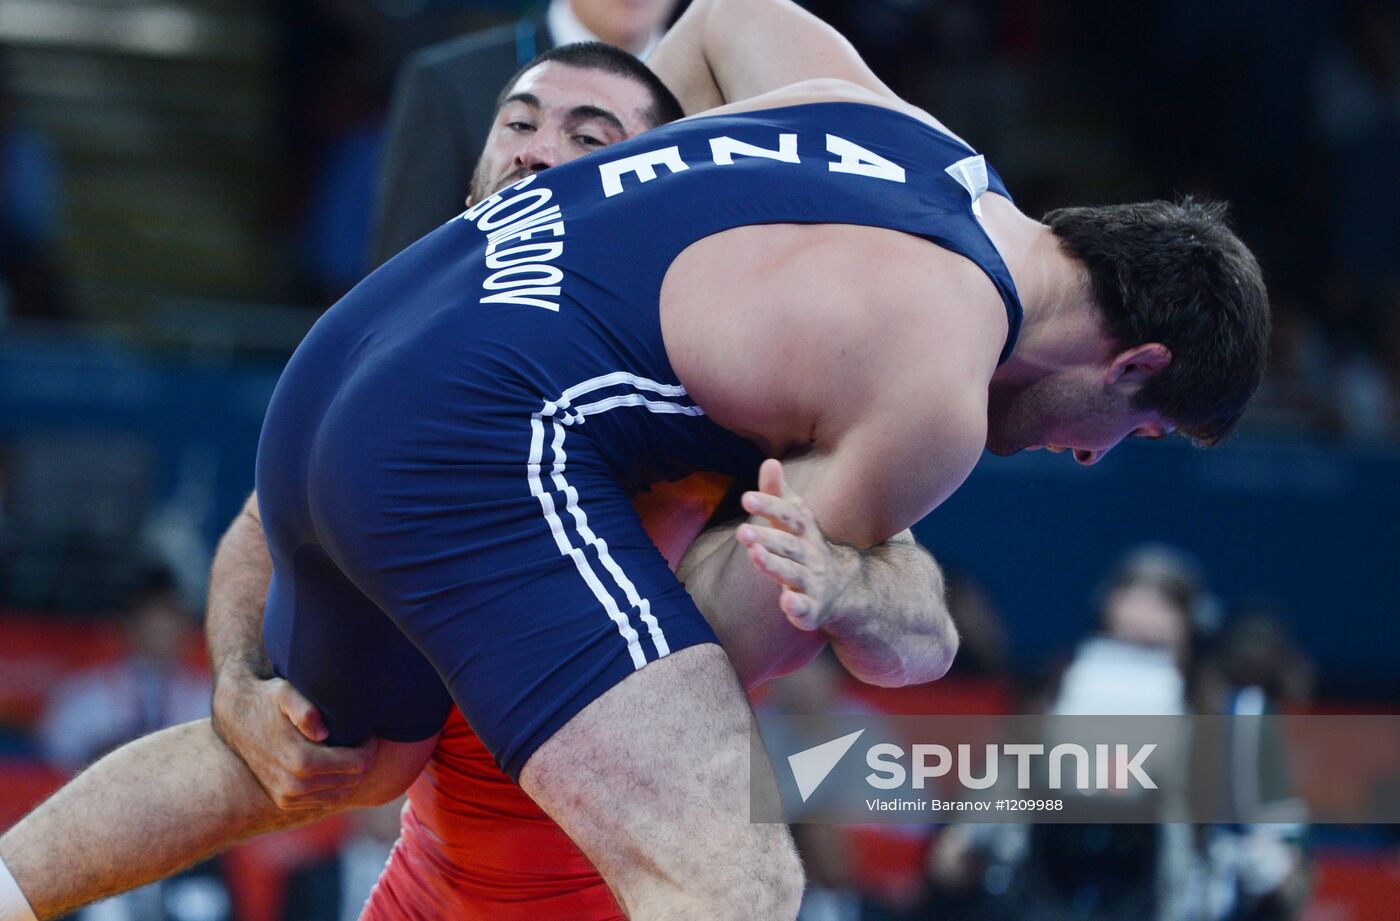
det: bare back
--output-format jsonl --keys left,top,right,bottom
{"left": 661, "top": 219, "right": 1007, "bottom": 462}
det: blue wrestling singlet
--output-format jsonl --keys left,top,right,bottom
{"left": 256, "top": 101, "right": 1024, "bottom": 778}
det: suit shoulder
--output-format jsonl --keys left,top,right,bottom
{"left": 403, "top": 18, "right": 540, "bottom": 78}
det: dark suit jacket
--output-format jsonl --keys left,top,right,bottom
{"left": 370, "top": 17, "right": 553, "bottom": 267}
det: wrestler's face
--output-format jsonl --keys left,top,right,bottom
{"left": 986, "top": 345, "right": 1174, "bottom": 465}
{"left": 469, "top": 62, "right": 656, "bottom": 203}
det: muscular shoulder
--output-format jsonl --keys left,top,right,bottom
{"left": 663, "top": 224, "right": 999, "bottom": 478}
{"left": 769, "top": 230, "right": 996, "bottom": 532}
{"left": 800, "top": 228, "right": 1005, "bottom": 413}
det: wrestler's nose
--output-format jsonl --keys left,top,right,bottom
{"left": 1073, "top": 448, "right": 1103, "bottom": 466}
{"left": 515, "top": 133, "right": 561, "bottom": 173}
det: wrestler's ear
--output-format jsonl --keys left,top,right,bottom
{"left": 1106, "top": 343, "right": 1171, "bottom": 387}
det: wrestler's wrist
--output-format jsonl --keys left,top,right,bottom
{"left": 817, "top": 540, "right": 864, "bottom": 628}
{"left": 210, "top": 662, "right": 257, "bottom": 746}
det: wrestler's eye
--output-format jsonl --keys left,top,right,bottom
{"left": 506, "top": 121, "right": 536, "bottom": 134}
{"left": 573, "top": 133, "right": 604, "bottom": 148}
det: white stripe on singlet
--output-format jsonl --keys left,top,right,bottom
{"left": 527, "top": 372, "right": 703, "bottom": 668}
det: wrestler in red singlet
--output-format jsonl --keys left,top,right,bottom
{"left": 363, "top": 474, "right": 734, "bottom": 920}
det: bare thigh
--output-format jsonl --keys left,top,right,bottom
{"left": 519, "top": 644, "right": 803, "bottom": 921}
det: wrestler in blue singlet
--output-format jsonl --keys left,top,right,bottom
{"left": 257, "top": 102, "right": 1023, "bottom": 779}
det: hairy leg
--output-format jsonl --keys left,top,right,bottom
{"left": 520, "top": 645, "right": 803, "bottom": 921}
{"left": 0, "top": 720, "right": 432, "bottom": 919}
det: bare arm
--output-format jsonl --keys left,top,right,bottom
{"left": 207, "top": 493, "right": 376, "bottom": 810}
{"left": 650, "top": 0, "right": 974, "bottom": 154}
{"left": 817, "top": 532, "right": 954, "bottom": 686}
{"left": 680, "top": 419, "right": 979, "bottom": 690}
{"left": 667, "top": 228, "right": 998, "bottom": 690}
{"left": 0, "top": 720, "right": 433, "bottom": 920}
{"left": 649, "top": 0, "right": 896, "bottom": 114}
{"left": 735, "top": 460, "right": 954, "bottom": 686}
{"left": 206, "top": 493, "right": 271, "bottom": 680}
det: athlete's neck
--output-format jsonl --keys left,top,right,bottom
{"left": 988, "top": 221, "right": 1113, "bottom": 387}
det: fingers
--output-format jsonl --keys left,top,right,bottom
{"left": 780, "top": 589, "right": 821, "bottom": 631}
{"left": 741, "top": 490, "right": 807, "bottom": 535}
{"left": 736, "top": 523, "right": 805, "bottom": 562}
{"left": 264, "top": 778, "right": 360, "bottom": 811}
{"left": 218, "top": 675, "right": 381, "bottom": 811}
{"left": 276, "top": 682, "right": 329, "bottom": 743}
{"left": 740, "top": 533, "right": 823, "bottom": 630}
{"left": 257, "top": 732, "right": 379, "bottom": 811}
{"left": 757, "top": 457, "right": 786, "bottom": 498}
{"left": 744, "top": 541, "right": 810, "bottom": 593}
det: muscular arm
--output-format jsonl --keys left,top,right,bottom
{"left": 663, "top": 224, "right": 1002, "bottom": 692}
{"left": 650, "top": 0, "right": 896, "bottom": 113}
{"left": 207, "top": 494, "right": 376, "bottom": 809}
{"left": 680, "top": 454, "right": 965, "bottom": 689}
{"left": 817, "top": 530, "right": 955, "bottom": 687}
{"left": 207, "top": 493, "right": 271, "bottom": 682}
{"left": 650, "top": 0, "right": 974, "bottom": 154}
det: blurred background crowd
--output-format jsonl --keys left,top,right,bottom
{"left": 0, "top": 1, "right": 1397, "bottom": 919}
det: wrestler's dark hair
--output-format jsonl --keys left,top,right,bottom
{"left": 1044, "top": 197, "right": 1270, "bottom": 446}
{"left": 498, "top": 41, "right": 685, "bottom": 128}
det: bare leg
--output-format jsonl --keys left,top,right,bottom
{"left": 520, "top": 645, "right": 804, "bottom": 920}
{"left": 0, "top": 720, "right": 433, "bottom": 919}
{"left": 0, "top": 721, "right": 287, "bottom": 918}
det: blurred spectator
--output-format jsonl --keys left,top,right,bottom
{"left": 926, "top": 546, "right": 1205, "bottom": 921}
{"left": 1197, "top": 602, "right": 1315, "bottom": 713}
{"left": 1330, "top": 341, "right": 1397, "bottom": 441}
{"left": 0, "top": 61, "right": 66, "bottom": 323}
{"left": 280, "top": 798, "right": 406, "bottom": 921}
{"left": 1095, "top": 544, "right": 1211, "bottom": 675}
{"left": 370, "top": 0, "right": 679, "bottom": 265}
{"left": 1248, "top": 304, "right": 1339, "bottom": 436}
{"left": 1196, "top": 604, "right": 1314, "bottom": 921}
{"left": 37, "top": 568, "right": 209, "bottom": 773}
{"left": 1312, "top": 0, "right": 1400, "bottom": 338}
{"left": 793, "top": 822, "right": 862, "bottom": 921}
{"left": 926, "top": 550, "right": 1317, "bottom": 920}
{"left": 766, "top": 653, "right": 932, "bottom": 921}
